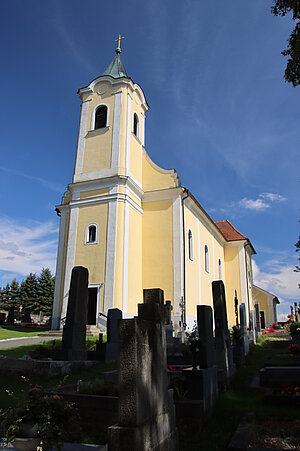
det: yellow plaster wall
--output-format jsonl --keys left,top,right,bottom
{"left": 142, "top": 150, "right": 177, "bottom": 191}
{"left": 82, "top": 129, "right": 112, "bottom": 173}
{"left": 74, "top": 203, "right": 108, "bottom": 311}
{"left": 129, "top": 97, "right": 143, "bottom": 184}
{"left": 127, "top": 207, "right": 143, "bottom": 315}
{"left": 224, "top": 246, "right": 241, "bottom": 327}
{"left": 246, "top": 250, "right": 254, "bottom": 310}
{"left": 214, "top": 238, "right": 226, "bottom": 282}
{"left": 80, "top": 188, "right": 109, "bottom": 199}
{"left": 118, "top": 87, "right": 128, "bottom": 174}
{"left": 113, "top": 202, "right": 124, "bottom": 310}
{"left": 128, "top": 190, "right": 142, "bottom": 208}
{"left": 198, "top": 219, "right": 215, "bottom": 310}
{"left": 142, "top": 200, "right": 173, "bottom": 303}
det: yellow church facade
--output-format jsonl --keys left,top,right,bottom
{"left": 52, "top": 46, "right": 277, "bottom": 332}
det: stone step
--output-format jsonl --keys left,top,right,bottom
{"left": 86, "top": 325, "right": 101, "bottom": 337}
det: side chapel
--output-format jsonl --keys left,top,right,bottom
{"left": 52, "top": 39, "right": 279, "bottom": 331}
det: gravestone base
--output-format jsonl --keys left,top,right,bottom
{"left": 217, "top": 364, "right": 236, "bottom": 389}
{"left": 182, "top": 367, "right": 218, "bottom": 412}
{"left": 242, "top": 335, "right": 249, "bottom": 356}
{"left": 105, "top": 342, "right": 118, "bottom": 362}
{"left": 62, "top": 323, "right": 87, "bottom": 361}
{"left": 108, "top": 388, "right": 178, "bottom": 451}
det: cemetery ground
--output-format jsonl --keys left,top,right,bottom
{"left": 0, "top": 326, "right": 51, "bottom": 340}
{"left": 0, "top": 333, "right": 299, "bottom": 450}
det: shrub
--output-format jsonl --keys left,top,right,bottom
{"left": 289, "top": 322, "right": 300, "bottom": 334}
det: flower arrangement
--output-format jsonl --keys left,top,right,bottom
{"left": 289, "top": 322, "right": 300, "bottom": 335}
{"left": 288, "top": 343, "right": 300, "bottom": 355}
{"left": 281, "top": 384, "right": 300, "bottom": 396}
{"left": 0, "top": 380, "right": 82, "bottom": 449}
{"left": 268, "top": 327, "right": 275, "bottom": 333}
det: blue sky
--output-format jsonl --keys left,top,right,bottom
{"left": 0, "top": 0, "right": 299, "bottom": 320}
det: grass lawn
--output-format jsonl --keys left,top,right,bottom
{"left": 0, "top": 326, "right": 50, "bottom": 340}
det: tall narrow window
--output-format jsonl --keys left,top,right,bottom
{"left": 85, "top": 224, "right": 98, "bottom": 244}
{"left": 188, "top": 229, "right": 194, "bottom": 261}
{"left": 133, "top": 113, "right": 139, "bottom": 137}
{"left": 95, "top": 105, "right": 107, "bottom": 129}
{"left": 218, "top": 258, "right": 222, "bottom": 280}
{"left": 205, "top": 245, "right": 209, "bottom": 273}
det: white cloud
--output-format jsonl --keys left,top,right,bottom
{"left": 0, "top": 217, "right": 58, "bottom": 279}
{"left": 0, "top": 166, "right": 64, "bottom": 194}
{"left": 252, "top": 260, "right": 299, "bottom": 299}
{"left": 238, "top": 192, "right": 286, "bottom": 212}
{"left": 260, "top": 192, "right": 286, "bottom": 203}
{"left": 239, "top": 197, "right": 270, "bottom": 211}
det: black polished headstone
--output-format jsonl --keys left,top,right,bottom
{"left": 62, "top": 266, "right": 88, "bottom": 361}
{"left": 197, "top": 305, "right": 214, "bottom": 368}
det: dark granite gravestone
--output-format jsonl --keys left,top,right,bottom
{"left": 106, "top": 308, "right": 122, "bottom": 362}
{"left": 22, "top": 307, "right": 32, "bottom": 324}
{"left": 7, "top": 305, "right": 15, "bottom": 326}
{"left": 239, "top": 303, "right": 249, "bottom": 356}
{"left": 108, "top": 289, "right": 178, "bottom": 451}
{"left": 61, "top": 266, "right": 88, "bottom": 361}
{"left": 197, "top": 305, "right": 215, "bottom": 368}
{"left": 249, "top": 310, "right": 256, "bottom": 344}
{"left": 212, "top": 280, "right": 235, "bottom": 382}
{"left": 182, "top": 305, "right": 218, "bottom": 413}
{"left": 254, "top": 303, "right": 261, "bottom": 334}
{"left": 165, "top": 300, "right": 174, "bottom": 338}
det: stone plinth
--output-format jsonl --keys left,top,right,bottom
{"left": 106, "top": 308, "right": 122, "bottom": 362}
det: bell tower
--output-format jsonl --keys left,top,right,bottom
{"left": 52, "top": 38, "right": 149, "bottom": 329}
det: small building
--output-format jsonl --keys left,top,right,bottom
{"left": 253, "top": 285, "right": 280, "bottom": 329}
{"left": 51, "top": 44, "right": 279, "bottom": 332}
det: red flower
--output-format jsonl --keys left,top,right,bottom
{"left": 52, "top": 395, "right": 61, "bottom": 400}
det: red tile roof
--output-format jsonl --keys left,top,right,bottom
{"left": 215, "top": 220, "right": 248, "bottom": 242}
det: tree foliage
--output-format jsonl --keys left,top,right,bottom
{"left": 295, "top": 233, "right": 300, "bottom": 288}
{"left": 0, "top": 269, "right": 55, "bottom": 316}
{"left": 271, "top": 0, "right": 300, "bottom": 86}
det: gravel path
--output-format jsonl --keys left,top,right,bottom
{"left": 0, "top": 336, "right": 60, "bottom": 349}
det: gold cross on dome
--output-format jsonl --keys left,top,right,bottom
{"left": 115, "top": 34, "right": 125, "bottom": 52}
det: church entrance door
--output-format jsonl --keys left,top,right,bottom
{"left": 87, "top": 287, "right": 97, "bottom": 325}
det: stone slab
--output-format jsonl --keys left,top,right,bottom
{"left": 143, "top": 288, "right": 164, "bottom": 305}
{"left": 197, "top": 305, "right": 214, "bottom": 368}
{"left": 182, "top": 367, "right": 218, "bottom": 412}
{"left": 260, "top": 366, "right": 300, "bottom": 388}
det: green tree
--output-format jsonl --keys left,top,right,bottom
{"left": 36, "top": 268, "right": 55, "bottom": 315}
{"left": 20, "top": 273, "right": 38, "bottom": 310}
{"left": 9, "top": 279, "right": 20, "bottom": 305}
{"left": 271, "top": 1, "right": 300, "bottom": 86}
{"left": 2, "top": 284, "right": 11, "bottom": 310}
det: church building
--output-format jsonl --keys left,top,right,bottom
{"left": 52, "top": 40, "right": 278, "bottom": 331}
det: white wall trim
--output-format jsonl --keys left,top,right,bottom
{"left": 173, "top": 195, "right": 183, "bottom": 324}
{"left": 212, "top": 235, "right": 216, "bottom": 279}
{"left": 141, "top": 113, "right": 145, "bottom": 147}
{"left": 125, "top": 94, "right": 132, "bottom": 172}
{"left": 61, "top": 206, "right": 79, "bottom": 320}
{"left": 143, "top": 187, "right": 183, "bottom": 203}
{"left": 122, "top": 200, "right": 130, "bottom": 315}
{"left": 238, "top": 244, "right": 248, "bottom": 306}
{"left": 197, "top": 219, "right": 202, "bottom": 305}
{"left": 52, "top": 209, "right": 68, "bottom": 329}
{"left": 69, "top": 192, "right": 143, "bottom": 216}
{"left": 110, "top": 92, "right": 122, "bottom": 169}
{"left": 103, "top": 196, "right": 118, "bottom": 313}
{"left": 73, "top": 101, "right": 89, "bottom": 181}
{"left": 90, "top": 103, "right": 110, "bottom": 131}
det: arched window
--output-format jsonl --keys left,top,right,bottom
{"left": 133, "top": 113, "right": 139, "bottom": 137}
{"left": 85, "top": 224, "right": 98, "bottom": 244}
{"left": 188, "top": 229, "right": 193, "bottom": 261}
{"left": 218, "top": 259, "right": 222, "bottom": 280}
{"left": 95, "top": 105, "right": 107, "bottom": 130}
{"left": 205, "top": 245, "right": 209, "bottom": 273}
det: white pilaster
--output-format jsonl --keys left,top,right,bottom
{"left": 111, "top": 91, "right": 122, "bottom": 169}
{"left": 122, "top": 200, "right": 130, "bottom": 314}
{"left": 173, "top": 195, "right": 182, "bottom": 322}
{"left": 142, "top": 113, "right": 145, "bottom": 146}
{"left": 103, "top": 195, "right": 118, "bottom": 313}
{"left": 212, "top": 235, "right": 216, "bottom": 280}
{"left": 197, "top": 219, "right": 202, "bottom": 305}
{"left": 125, "top": 93, "right": 132, "bottom": 172}
{"left": 61, "top": 206, "right": 79, "bottom": 320}
{"left": 52, "top": 209, "right": 67, "bottom": 329}
{"left": 73, "top": 101, "right": 89, "bottom": 182}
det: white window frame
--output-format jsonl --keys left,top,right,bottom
{"left": 90, "top": 103, "right": 110, "bottom": 130}
{"left": 132, "top": 111, "right": 139, "bottom": 139}
{"left": 187, "top": 229, "right": 194, "bottom": 261}
{"left": 204, "top": 244, "right": 209, "bottom": 273}
{"left": 85, "top": 223, "right": 98, "bottom": 245}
